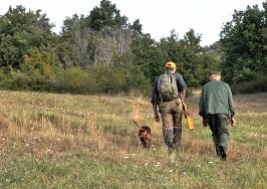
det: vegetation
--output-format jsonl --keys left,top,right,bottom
{"left": 0, "top": 0, "right": 221, "bottom": 94}
{"left": 220, "top": 2, "right": 267, "bottom": 86}
{"left": 0, "top": 90, "right": 266, "bottom": 188}
{"left": 0, "top": 1, "right": 266, "bottom": 188}
{"left": 0, "top": 1, "right": 266, "bottom": 94}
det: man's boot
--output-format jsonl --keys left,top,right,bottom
{"left": 163, "top": 129, "right": 174, "bottom": 152}
{"left": 215, "top": 144, "right": 221, "bottom": 157}
{"left": 219, "top": 145, "right": 227, "bottom": 160}
{"left": 173, "top": 127, "right": 182, "bottom": 149}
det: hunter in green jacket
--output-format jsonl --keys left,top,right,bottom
{"left": 199, "top": 71, "right": 236, "bottom": 160}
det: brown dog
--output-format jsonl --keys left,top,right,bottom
{"left": 133, "top": 120, "right": 152, "bottom": 148}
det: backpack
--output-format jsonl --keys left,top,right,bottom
{"left": 157, "top": 72, "right": 179, "bottom": 101}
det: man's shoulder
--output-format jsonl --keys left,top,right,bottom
{"left": 202, "top": 80, "right": 218, "bottom": 88}
{"left": 154, "top": 75, "right": 161, "bottom": 81}
{"left": 221, "top": 81, "right": 230, "bottom": 86}
{"left": 202, "top": 81, "right": 212, "bottom": 88}
{"left": 157, "top": 72, "right": 176, "bottom": 79}
{"left": 217, "top": 81, "right": 231, "bottom": 89}
{"left": 174, "top": 72, "right": 182, "bottom": 77}
{"left": 203, "top": 80, "right": 229, "bottom": 89}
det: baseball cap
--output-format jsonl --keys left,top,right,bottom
{"left": 165, "top": 62, "right": 176, "bottom": 69}
{"left": 209, "top": 70, "right": 221, "bottom": 75}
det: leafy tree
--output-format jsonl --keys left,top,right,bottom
{"left": 21, "top": 47, "right": 62, "bottom": 78}
{"left": 59, "top": 0, "right": 134, "bottom": 68}
{"left": 0, "top": 1, "right": 222, "bottom": 94}
{"left": 204, "top": 41, "right": 222, "bottom": 60}
{"left": 88, "top": 0, "right": 128, "bottom": 31}
{"left": 153, "top": 29, "right": 220, "bottom": 87}
{"left": 0, "top": 5, "right": 55, "bottom": 70}
{"left": 131, "top": 19, "right": 143, "bottom": 34}
{"left": 57, "top": 14, "right": 92, "bottom": 68}
{"left": 220, "top": 3, "right": 267, "bottom": 83}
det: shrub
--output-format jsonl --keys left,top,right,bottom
{"left": 231, "top": 74, "right": 267, "bottom": 94}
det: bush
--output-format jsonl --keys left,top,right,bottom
{"left": 231, "top": 74, "right": 267, "bottom": 94}
{"left": 51, "top": 65, "right": 151, "bottom": 95}
{"left": 0, "top": 64, "right": 151, "bottom": 96}
{"left": 53, "top": 67, "right": 96, "bottom": 93}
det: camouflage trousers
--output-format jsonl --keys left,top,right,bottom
{"left": 158, "top": 98, "right": 183, "bottom": 149}
{"left": 206, "top": 114, "right": 229, "bottom": 154}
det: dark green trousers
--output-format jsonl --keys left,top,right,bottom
{"left": 206, "top": 114, "right": 229, "bottom": 153}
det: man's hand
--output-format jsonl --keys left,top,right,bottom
{"left": 154, "top": 112, "right": 160, "bottom": 122}
{"left": 153, "top": 105, "right": 160, "bottom": 122}
{"left": 182, "top": 103, "right": 188, "bottom": 112}
{"left": 230, "top": 117, "right": 236, "bottom": 126}
{"left": 202, "top": 118, "right": 208, "bottom": 127}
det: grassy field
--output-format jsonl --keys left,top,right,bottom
{"left": 0, "top": 90, "right": 266, "bottom": 189}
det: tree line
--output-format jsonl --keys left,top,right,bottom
{"left": 0, "top": 0, "right": 266, "bottom": 95}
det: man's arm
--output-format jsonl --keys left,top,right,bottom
{"left": 199, "top": 88, "right": 208, "bottom": 127}
{"left": 176, "top": 73, "right": 187, "bottom": 95}
{"left": 179, "top": 89, "right": 186, "bottom": 100}
{"left": 175, "top": 73, "right": 188, "bottom": 114}
{"left": 227, "top": 84, "right": 236, "bottom": 126}
{"left": 227, "top": 85, "right": 235, "bottom": 117}
{"left": 176, "top": 73, "right": 187, "bottom": 100}
{"left": 151, "top": 78, "right": 160, "bottom": 122}
{"left": 199, "top": 89, "right": 204, "bottom": 117}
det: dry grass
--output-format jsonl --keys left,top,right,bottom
{"left": 0, "top": 90, "right": 266, "bottom": 160}
{"left": 0, "top": 90, "right": 266, "bottom": 188}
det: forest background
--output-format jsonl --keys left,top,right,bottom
{"left": 0, "top": 0, "right": 267, "bottom": 95}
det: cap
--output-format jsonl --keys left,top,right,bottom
{"left": 209, "top": 70, "right": 221, "bottom": 75}
{"left": 165, "top": 62, "right": 176, "bottom": 69}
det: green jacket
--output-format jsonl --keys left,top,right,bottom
{"left": 199, "top": 80, "right": 235, "bottom": 119}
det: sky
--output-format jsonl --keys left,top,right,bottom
{"left": 0, "top": 0, "right": 265, "bottom": 46}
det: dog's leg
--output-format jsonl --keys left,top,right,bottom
{"left": 140, "top": 137, "right": 147, "bottom": 148}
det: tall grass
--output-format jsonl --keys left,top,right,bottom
{"left": 0, "top": 90, "right": 266, "bottom": 188}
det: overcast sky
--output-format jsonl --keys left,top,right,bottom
{"left": 0, "top": 0, "right": 265, "bottom": 46}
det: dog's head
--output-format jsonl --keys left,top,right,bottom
{"left": 138, "top": 125, "right": 152, "bottom": 138}
{"left": 132, "top": 121, "right": 152, "bottom": 148}
{"left": 138, "top": 125, "right": 152, "bottom": 148}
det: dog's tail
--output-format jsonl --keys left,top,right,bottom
{"left": 133, "top": 120, "right": 141, "bottom": 128}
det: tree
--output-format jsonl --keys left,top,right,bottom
{"left": 153, "top": 29, "right": 220, "bottom": 87}
{"left": 0, "top": 5, "right": 55, "bottom": 70}
{"left": 21, "top": 47, "right": 62, "bottom": 79}
{"left": 220, "top": 3, "right": 267, "bottom": 83}
{"left": 58, "top": 0, "right": 134, "bottom": 68}
{"left": 88, "top": 0, "right": 128, "bottom": 31}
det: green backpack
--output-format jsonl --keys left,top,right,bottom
{"left": 157, "top": 72, "right": 179, "bottom": 101}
